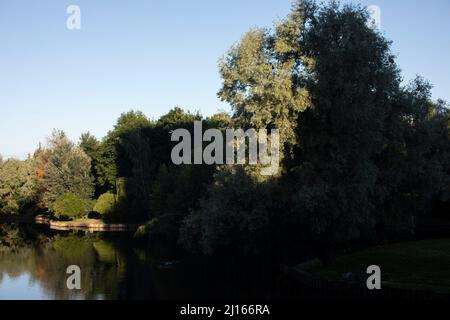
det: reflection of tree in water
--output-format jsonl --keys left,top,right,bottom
{"left": 0, "top": 224, "right": 282, "bottom": 300}
{"left": 0, "top": 224, "right": 127, "bottom": 299}
{"left": 0, "top": 224, "right": 40, "bottom": 284}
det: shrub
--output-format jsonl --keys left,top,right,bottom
{"left": 93, "top": 192, "right": 116, "bottom": 215}
{"left": 53, "top": 193, "right": 91, "bottom": 219}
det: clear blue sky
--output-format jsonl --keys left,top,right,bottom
{"left": 1, "top": 0, "right": 449, "bottom": 158}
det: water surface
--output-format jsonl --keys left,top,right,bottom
{"left": 0, "top": 223, "right": 285, "bottom": 300}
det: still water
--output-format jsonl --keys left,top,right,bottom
{"left": 0, "top": 223, "right": 286, "bottom": 300}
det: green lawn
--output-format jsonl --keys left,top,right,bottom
{"left": 310, "top": 239, "right": 450, "bottom": 292}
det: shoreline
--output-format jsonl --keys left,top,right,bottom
{"left": 0, "top": 215, "right": 138, "bottom": 232}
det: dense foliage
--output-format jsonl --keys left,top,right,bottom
{"left": 0, "top": 0, "right": 448, "bottom": 266}
{"left": 43, "top": 130, "right": 94, "bottom": 212}
{"left": 93, "top": 192, "right": 116, "bottom": 216}
{"left": 53, "top": 193, "right": 91, "bottom": 219}
{"left": 0, "top": 158, "right": 38, "bottom": 214}
{"left": 178, "top": 0, "right": 450, "bottom": 264}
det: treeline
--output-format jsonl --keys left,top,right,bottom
{"left": 0, "top": 1, "right": 449, "bottom": 264}
{"left": 0, "top": 108, "right": 229, "bottom": 224}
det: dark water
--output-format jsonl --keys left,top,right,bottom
{"left": 0, "top": 223, "right": 286, "bottom": 300}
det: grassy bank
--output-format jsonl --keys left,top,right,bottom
{"left": 310, "top": 239, "right": 450, "bottom": 292}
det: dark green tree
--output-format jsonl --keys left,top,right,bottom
{"left": 95, "top": 111, "right": 153, "bottom": 193}
{"left": 79, "top": 132, "right": 102, "bottom": 196}
{"left": 289, "top": 1, "right": 402, "bottom": 263}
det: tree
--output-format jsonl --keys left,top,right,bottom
{"left": 157, "top": 107, "right": 201, "bottom": 129}
{"left": 218, "top": 4, "right": 313, "bottom": 165}
{"left": 79, "top": 132, "right": 100, "bottom": 158}
{"left": 179, "top": 166, "right": 281, "bottom": 255}
{"left": 43, "top": 130, "right": 94, "bottom": 211}
{"left": 180, "top": 1, "right": 450, "bottom": 265}
{"left": 33, "top": 143, "right": 51, "bottom": 209}
{"left": 205, "top": 112, "right": 233, "bottom": 129}
{"left": 53, "top": 192, "right": 91, "bottom": 219}
{"left": 119, "top": 129, "right": 153, "bottom": 221}
{"left": 180, "top": 0, "right": 314, "bottom": 256}
{"left": 0, "top": 158, "right": 38, "bottom": 214}
{"left": 93, "top": 192, "right": 116, "bottom": 216}
{"left": 288, "top": 1, "right": 403, "bottom": 263}
{"left": 95, "top": 111, "right": 153, "bottom": 193}
{"left": 377, "top": 79, "right": 450, "bottom": 226}
{"left": 149, "top": 164, "right": 172, "bottom": 216}
{"left": 79, "top": 132, "right": 102, "bottom": 196}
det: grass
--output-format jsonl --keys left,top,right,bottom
{"left": 310, "top": 239, "right": 450, "bottom": 292}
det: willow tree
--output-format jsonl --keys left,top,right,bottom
{"left": 180, "top": 0, "right": 315, "bottom": 256}
{"left": 218, "top": 0, "right": 313, "bottom": 167}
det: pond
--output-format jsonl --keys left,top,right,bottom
{"left": 0, "top": 223, "right": 288, "bottom": 300}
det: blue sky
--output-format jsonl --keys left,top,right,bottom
{"left": 1, "top": 0, "right": 449, "bottom": 158}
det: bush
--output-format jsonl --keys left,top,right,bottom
{"left": 93, "top": 192, "right": 116, "bottom": 215}
{"left": 53, "top": 193, "right": 91, "bottom": 219}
